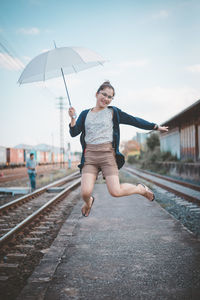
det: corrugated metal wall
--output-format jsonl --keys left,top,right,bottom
{"left": 7, "top": 148, "right": 24, "bottom": 164}
{"left": 198, "top": 125, "right": 200, "bottom": 160}
{"left": 161, "top": 124, "right": 199, "bottom": 161}
{"left": 160, "top": 128, "right": 180, "bottom": 159}
{"left": 180, "top": 125, "right": 196, "bottom": 160}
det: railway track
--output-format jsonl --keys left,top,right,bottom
{"left": 1, "top": 166, "right": 199, "bottom": 299}
{"left": 123, "top": 166, "right": 200, "bottom": 238}
{"left": 0, "top": 171, "right": 81, "bottom": 299}
{"left": 0, "top": 171, "right": 80, "bottom": 213}
{"left": 124, "top": 166, "right": 200, "bottom": 205}
{"left": 0, "top": 171, "right": 81, "bottom": 245}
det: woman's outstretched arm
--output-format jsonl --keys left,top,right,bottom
{"left": 118, "top": 108, "right": 168, "bottom": 132}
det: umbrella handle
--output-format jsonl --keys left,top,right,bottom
{"left": 61, "top": 68, "right": 72, "bottom": 107}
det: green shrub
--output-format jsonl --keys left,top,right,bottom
{"left": 160, "top": 151, "right": 178, "bottom": 161}
{"left": 183, "top": 158, "right": 194, "bottom": 163}
{"left": 127, "top": 155, "right": 139, "bottom": 164}
{"left": 146, "top": 133, "right": 160, "bottom": 151}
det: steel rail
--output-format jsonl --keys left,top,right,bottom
{"left": 0, "top": 171, "right": 80, "bottom": 213}
{"left": 0, "top": 178, "right": 81, "bottom": 247}
{"left": 132, "top": 167, "right": 200, "bottom": 192}
{"left": 124, "top": 167, "right": 200, "bottom": 205}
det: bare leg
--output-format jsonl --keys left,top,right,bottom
{"left": 81, "top": 173, "right": 97, "bottom": 216}
{"left": 105, "top": 175, "right": 154, "bottom": 201}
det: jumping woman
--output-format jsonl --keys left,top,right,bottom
{"left": 68, "top": 81, "right": 168, "bottom": 217}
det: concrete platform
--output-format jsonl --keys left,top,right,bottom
{"left": 17, "top": 184, "right": 200, "bottom": 300}
{"left": 0, "top": 187, "right": 29, "bottom": 195}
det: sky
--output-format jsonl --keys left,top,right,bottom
{"left": 0, "top": 0, "right": 200, "bottom": 152}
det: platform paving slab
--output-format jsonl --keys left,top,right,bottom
{"left": 17, "top": 184, "right": 200, "bottom": 300}
{"left": 0, "top": 187, "right": 29, "bottom": 195}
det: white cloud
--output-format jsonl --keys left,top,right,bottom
{"left": 119, "top": 86, "right": 200, "bottom": 124}
{"left": 17, "top": 27, "right": 40, "bottom": 35}
{"left": 93, "top": 60, "right": 149, "bottom": 78}
{"left": 118, "top": 59, "right": 149, "bottom": 68}
{"left": 116, "top": 85, "right": 200, "bottom": 142}
{"left": 186, "top": 64, "right": 200, "bottom": 73}
{"left": 16, "top": 27, "right": 53, "bottom": 36}
{"left": 152, "top": 10, "right": 169, "bottom": 19}
{"left": 0, "top": 53, "right": 24, "bottom": 70}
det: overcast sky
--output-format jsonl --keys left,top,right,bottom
{"left": 0, "top": 0, "right": 200, "bottom": 152}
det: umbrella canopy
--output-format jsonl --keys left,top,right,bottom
{"left": 18, "top": 46, "right": 107, "bottom": 106}
{"left": 18, "top": 46, "right": 107, "bottom": 84}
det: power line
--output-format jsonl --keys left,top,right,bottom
{"left": 0, "top": 51, "right": 16, "bottom": 69}
{"left": 0, "top": 34, "right": 24, "bottom": 69}
{"left": 0, "top": 34, "right": 23, "bottom": 64}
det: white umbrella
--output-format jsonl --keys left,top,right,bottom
{"left": 18, "top": 46, "right": 107, "bottom": 106}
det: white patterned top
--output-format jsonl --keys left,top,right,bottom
{"left": 85, "top": 108, "right": 113, "bottom": 144}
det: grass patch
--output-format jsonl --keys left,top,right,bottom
{"left": 37, "top": 168, "right": 76, "bottom": 187}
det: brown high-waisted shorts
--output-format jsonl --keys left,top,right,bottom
{"left": 82, "top": 143, "right": 118, "bottom": 177}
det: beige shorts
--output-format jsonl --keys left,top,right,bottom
{"left": 82, "top": 143, "right": 118, "bottom": 177}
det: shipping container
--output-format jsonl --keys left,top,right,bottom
{"left": 44, "top": 151, "right": 52, "bottom": 163}
{"left": 51, "top": 152, "right": 55, "bottom": 163}
{"left": 44, "top": 151, "right": 47, "bottom": 163}
{"left": 53, "top": 152, "right": 58, "bottom": 163}
{"left": 57, "top": 153, "right": 61, "bottom": 163}
{"left": 64, "top": 152, "right": 68, "bottom": 163}
{"left": 73, "top": 154, "right": 81, "bottom": 162}
{"left": 36, "top": 151, "right": 45, "bottom": 164}
{"left": 24, "top": 149, "right": 37, "bottom": 163}
{"left": 64, "top": 151, "right": 74, "bottom": 162}
{"left": 0, "top": 146, "right": 7, "bottom": 165}
{"left": 7, "top": 148, "right": 24, "bottom": 165}
{"left": 47, "top": 151, "right": 51, "bottom": 163}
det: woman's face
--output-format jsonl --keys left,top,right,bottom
{"left": 96, "top": 87, "right": 114, "bottom": 109}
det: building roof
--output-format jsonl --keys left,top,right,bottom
{"left": 161, "top": 99, "right": 200, "bottom": 126}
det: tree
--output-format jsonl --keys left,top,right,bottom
{"left": 146, "top": 133, "right": 160, "bottom": 151}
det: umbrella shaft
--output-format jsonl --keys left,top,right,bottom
{"left": 61, "top": 68, "right": 71, "bottom": 107}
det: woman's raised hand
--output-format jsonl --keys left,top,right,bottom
{"left": 68, "top": 107, "right": 76, "bottom": 119}
{"left": 158, "top": 126, "right": 169, "bottom": 132}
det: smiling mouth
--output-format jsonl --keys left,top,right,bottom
{"left": 101, "top": 100, "right": 108, "bottom": 105}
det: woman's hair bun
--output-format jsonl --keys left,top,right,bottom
{"left": 103, "top": 80, "right": 111, "bottom": 85}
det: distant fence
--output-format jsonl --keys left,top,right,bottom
{"left": 155, "top": 161, "right": 200, "bottom": 183}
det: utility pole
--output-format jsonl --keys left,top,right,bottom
{"left": 56, "top": 97, "right": 67, "bottom": 168}
{"left": 51, "top": 132, "right": 54, "bottom": 167}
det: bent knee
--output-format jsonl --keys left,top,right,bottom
{"left": 81, "top": 190, "right": 91, "bottom": 200}
{"left": 109, "top": 189, "right": 121, "bottom": 197}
